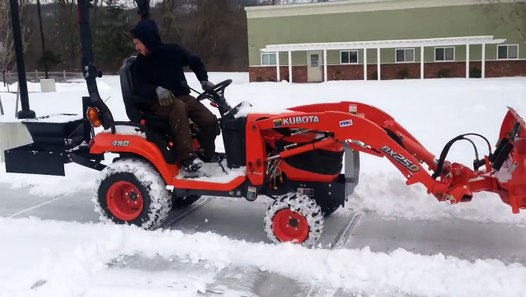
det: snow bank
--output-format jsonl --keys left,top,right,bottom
{"left": 1, "top": 217, "right": 524, "bottom": 297}
{"left": 347, "top": 173, "right": 526, "bottom": 225}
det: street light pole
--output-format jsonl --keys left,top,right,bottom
{"left": 9, "top": 0, "right": 35, "bottom": 119}
{"left": 37, "top": 0, "right": 49, "bottom": 79}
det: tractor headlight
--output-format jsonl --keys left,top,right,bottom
{"left": 86, "top": 107, "right": 102, "bottom": 128}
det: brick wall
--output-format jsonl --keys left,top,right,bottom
{"left": 487, "top": 60, "right": 526, "bottom": 77}
{"left": 424, "top": 62, "right": 467, "bottom": 78}
{"left": 249, "top": 67, "right": 278, "bottom": 82}
{"left": 249, "top": 66, "right": 309, "bottom": 82}
{"left": 248, "top": 60, "right": 526, "bottom": 82}
{"left": 327, "top": 65, "right": 363, "bottom": 80}
{"left": 380, "top": 63, "right": 421, "bottom": 79}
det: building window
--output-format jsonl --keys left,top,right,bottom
{"left": 340, "top": 50, "right": 359, "bottom": 64}
{"left": 497, "top": 44, "right": 519, "bottom": 59}
{"left": 435, "top": 47, "right": 455, "bottom": 61}
{"left": 261, "top": 53, "right": 277, "bottom": 66}
{"left": 395, "top": 48, "right": 415, "bottom": 63}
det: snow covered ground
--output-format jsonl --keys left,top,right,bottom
{"left": 0, "top": 74, "right": 525, "bottom": 296}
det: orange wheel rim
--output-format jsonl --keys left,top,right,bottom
{"left": 106, "top": 181, "right": 144, "bottom": 221}
{"left": 272, "top": 209, "right": 309, "bottom": 243}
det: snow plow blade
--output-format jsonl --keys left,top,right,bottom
{"left": 494, "top": 107, "right": 526, "bottom": 213}
{"left": 3, "top": 116, "right": 86, "bottom": 176}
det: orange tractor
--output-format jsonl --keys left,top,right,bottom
{"left": 4, "top": 0, "right": 525, "bottom": 247}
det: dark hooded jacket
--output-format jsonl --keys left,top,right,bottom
{"left": 130, "top": 19, "right": 208, "bottom": 102}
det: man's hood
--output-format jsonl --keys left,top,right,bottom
{"left": 130, "top": 19, "right": 162, "bottom": 50}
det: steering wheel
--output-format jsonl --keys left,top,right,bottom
{"left": 197, "top": 79, "right": 232, "bottom": 101}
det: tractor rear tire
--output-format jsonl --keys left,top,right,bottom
{"left": 94, "top": 159, "right": 172, "bottom": 230}
{"left": 264, "top": 192, "right": 324, "bottom": 247}
{"left": 172, "top": 195, "right": 201, "bottom": 209}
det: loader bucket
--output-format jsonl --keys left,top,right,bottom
{"left": 495, "top": 108, "right": 526, "bottom": 213}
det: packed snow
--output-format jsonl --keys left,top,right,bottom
{"left": 1, "top": 73, "right": 525, "bottom": 296}
{"left": 2, "top": 217, "right": 526, "bottom": 297}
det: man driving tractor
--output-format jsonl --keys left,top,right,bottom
{"left": 129, "top": 19, "right": 219, "bottom": 172}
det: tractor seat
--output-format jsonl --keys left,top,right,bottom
{"left": 119, "top": 57, "right": 200, "bottom": 151}
{"left": 120, "top": 56, "right": 157, "bottom": 127}
{"left": 120, "top": 56, "right": 201, "bottom": 135}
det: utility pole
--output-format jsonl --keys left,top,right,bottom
{"left": 9, "top": 0, "right": 35, "bottom": 119}
{"left": 37, "top": 0, "right": 49, "bottom": 79}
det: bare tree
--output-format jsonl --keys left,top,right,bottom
{"left": 51, "top": 0, "right": 80, "bottom": 69}
{"left": 0, "top": 0, "right": 33, "bottom": 75}
{"left": 190, "top": 0, "right": 248, "bottom": 70}
{"left": 485, "top": 0, "right": 526, "bottom": 45}
{"left": 194, "top": 0, "right": 222, "bottom": 59}
{"left": 156, "top": 0, "right": 192, "bottom": 42}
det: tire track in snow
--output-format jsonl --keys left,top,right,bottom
{"left": 159, "top": 197, "right": 211, "bottom": 229}
{"left": 331, "top": 212, "right": 361, "bottom": 249}
{"left": 301, "top": 212, "right": 362, "bottom": 297}
{"left": 8, "top": 194, "right": 65, "bottom": 218}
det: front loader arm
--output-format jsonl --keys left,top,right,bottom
{"left": 290, "top": 102, "right": 437, "bottom": 168}
{"left": 249, "top": 102, "right": 526, "bottom": 213}
{"left": 250, "top": 108, "right": 447, "bottom": 195}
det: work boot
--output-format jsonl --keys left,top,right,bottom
{"left": 181, "top": 156, "right": 202, "bottom": 172}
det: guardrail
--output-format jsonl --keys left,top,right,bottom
{"left": 1, "top": 71, "right": 84, "bottom": 85}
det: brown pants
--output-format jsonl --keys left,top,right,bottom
{"left": 150, "top": 95, "right": 218, "bottom": 161}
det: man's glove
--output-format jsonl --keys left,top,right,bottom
{"left": 155, "top": 86, "right": 176, "bottom": 106}
{"left": 201, "top": 81, "right": 215, "bottom": 91}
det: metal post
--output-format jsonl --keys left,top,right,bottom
{"left": 323, "top": 49, "right": 327, "bottom": 82}
{"left": 78, "top": 0, "right": 102, "bottom": 98}
{"left": 37, "top": 0, "right": 49, "bottom": 79}
{"left": 275, "top": 51, "right": 280, "bottom": 82}
{"left": 9, "top": 0, "right": 35, "bottom": 119}
{"left": 481, "top": 43, "right": 486, "bottom": 79}
{"left": 63, "top": 69, "right": 66, "bottom": 81}
{"left": 288, "top": 51, "right": 292, "bottom": 83}
{"left": 420, "top": 46, "right": 424, "bottom": 79}
{"left": 0, "top": 95, "right": 4, "bottom": 115}
{"left": 377, "top": 48, "right": 381, "bottom": 80}
{"left": 363, "top": 48, "right": 367, "bottom": 80}
{"left": 466, "top": 44, "right": 470, "bottom": 78}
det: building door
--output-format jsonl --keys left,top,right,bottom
{"left": 307, "top": 51, "right": 323, "bottom": 82}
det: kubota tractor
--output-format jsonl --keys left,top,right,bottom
{"left": 3, "top": 0, "right": 526, "bottom": 247}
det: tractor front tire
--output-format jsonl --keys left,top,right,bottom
{"left": 264, "top": 192, "right": 324, "bottom": 247}
{"left": 94, "top": 159, "right": 172, "bottom": 230}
